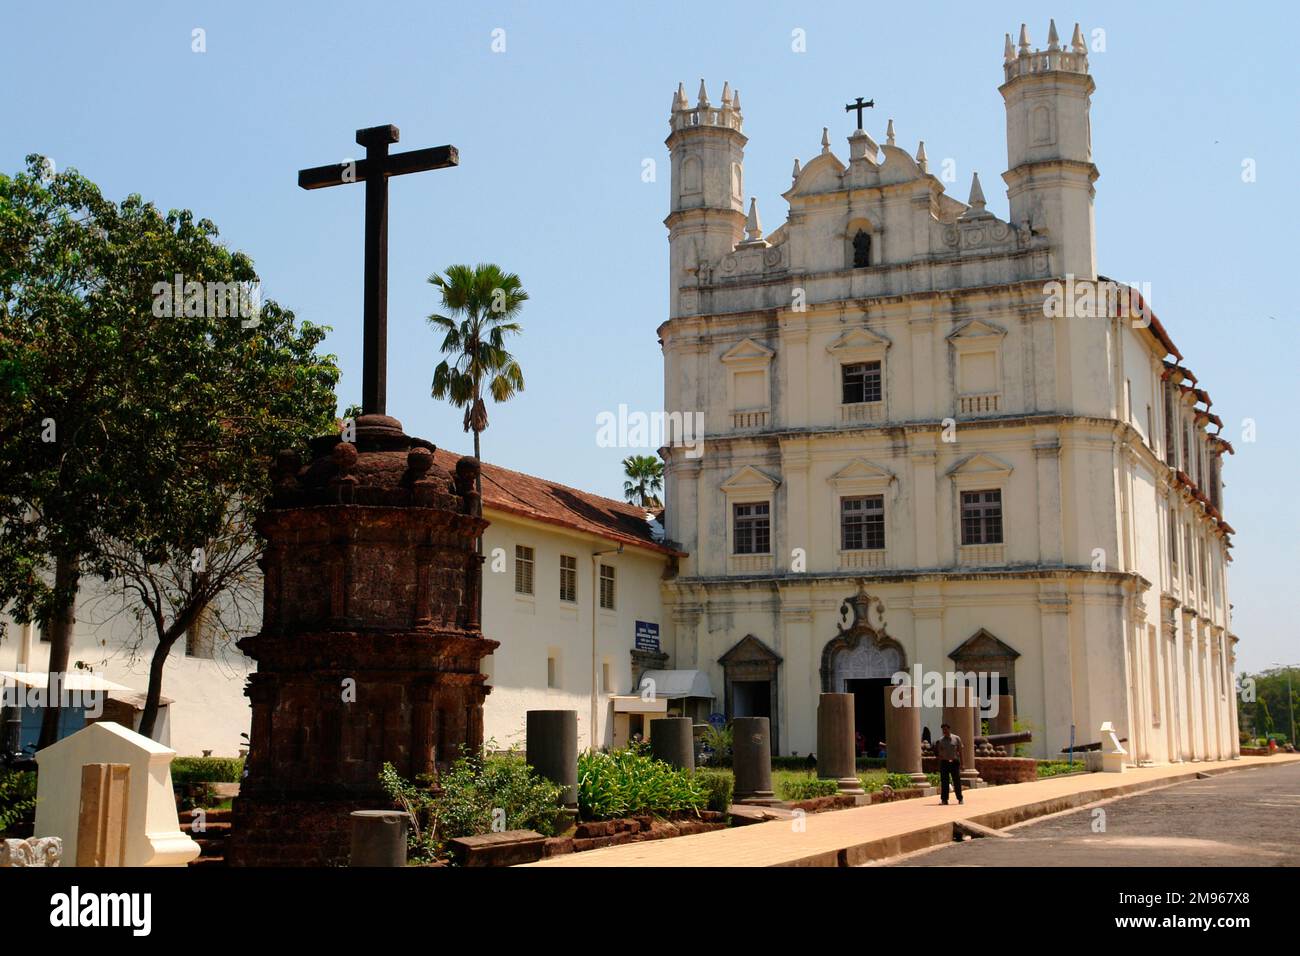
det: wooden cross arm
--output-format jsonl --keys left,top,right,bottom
{"left": 297, "top": 145, "right": 460, "bottom": 190}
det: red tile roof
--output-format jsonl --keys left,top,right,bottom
{"left": 432, "top": 449, "right": 681, "bottom": 557}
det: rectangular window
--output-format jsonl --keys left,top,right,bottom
{"left": 841, "top": 361, "right": 882, "bottom": 404}
{"left": 547, "top": 655, "right": 558, "bottom": 689}
{"left": 514, "top": 545, "right": 534, "bottom": 595}
{"left": 601, "top": 661, "right": 611, "bottom": 695}
{"left": 1185, "top": 528, "right": 1195, "bottom": 589}
{"left": 599, "top": 564, "right": 616, "bottom": 610}
{"left": 1168, "top": 509, "right": 1178, "bottom": 571}
{"left": 732, "top": 502, "right": 771, "bottom": 555}
{"left": 960, "top": 489, "right": 1003, "bottom": 545}
{"left": 1163, "top": 384, "right": 1177, "bottom": 466}
{"left": 841, "top": 495, "right": 885, "bottom": 550}
{"left": 1183, "top": 422, "right": 1192, "bottom": 474}
{"left": 559, "top": 554, "right": 577, "bottom": 603}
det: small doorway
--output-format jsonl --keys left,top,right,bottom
{"left": 845, "top": 678, "right": 889, "bottom": 757}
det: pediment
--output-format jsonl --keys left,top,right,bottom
{"left": 826, "top": 326, "right": 891, "bottom": 354}
{"left": 945, "top": 452, "right": 1013, "bottom": 479}
{"left": 787, "top": 152, "right": 845, "bottom": 197}
{"left": 948, "top": 627, "right": 1021, "bottom": 662}
{"left": 720, "top": 465, "right": 780, "bottom": 494}
{"left": 719, "top": 634, "right": 783, "bottom": 665}
{"left": 720, "top": 337, "right": 774, "bottom": 365}
{"left": 828, "top": 459, "right": 895, "bottom": 486}
{"left": 947, "top": 318, "right": 1007, "bottom": 342}
{"left": 875, "top": 144, "right": 926, "bottom": 187}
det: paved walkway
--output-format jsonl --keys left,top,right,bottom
{"left": 526, "top": 755, "right": 1299, "bottom": 867}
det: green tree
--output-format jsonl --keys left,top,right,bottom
{"left": 622, "top": 454, "right": 664, "bottom": 508}
{"left": 0, "top": 156, "right": 339, "bottom": 746}
{"left": 427, "top": 264, "right": 528, "bottom": 471}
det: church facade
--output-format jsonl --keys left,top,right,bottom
{"left": 658, "top": 22, "right": 1240, "bottom": 763}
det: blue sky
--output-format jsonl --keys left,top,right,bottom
{"left": 3, "top": 1, "right": 1296, "bottom": 670}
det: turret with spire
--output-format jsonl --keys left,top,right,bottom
{"left": 665, "top": 79, "right": 747, "bottom": 317}
{"left": 1001, "top": 20, "right": 1098, "bottom": 278}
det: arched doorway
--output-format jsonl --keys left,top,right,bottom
{"left": 820, "top": 584, "right": 906, "bottom": 758}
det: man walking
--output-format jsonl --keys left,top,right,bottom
{"left": 934, "top": 722, "right": 963, "bottom": 805}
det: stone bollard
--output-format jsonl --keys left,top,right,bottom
{"left": 526, "top": 710, "right": 579, "bottom": 809}
{"left": 991, "top": 694, "right": 1015, "bottom": 740}
{"left": 650, "top": 716, "right": 695, "bottom": 771}
{"left": 817, "top": 694, "right": 865, "bottom": 795}
{"left": 942, "top": 691, "right": 983, "bottom": 789}
{"left": 884, "top": 684, "right": 930, "bottom": 789}
{"left": 349, "top": 810, "right": 411, "bottom": 867}
{"left": 732, "top": 717, "right": 779, "bottom": 805}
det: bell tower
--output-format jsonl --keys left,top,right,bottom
{"left": 1001, "top": 20, "right": 1099, "bottom": 280}
{"left": 665, "top": 79, "right": 747, "bottom": 318}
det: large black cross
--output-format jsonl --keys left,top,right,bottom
{"left": 844, "top": 96, "right": 875, "bottom": 130}
{"left": 298, "top": 125, "right": 458, "bottom": 416}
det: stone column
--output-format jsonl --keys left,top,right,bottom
{"left": 991, "top": 694, "right": 1015, "bottom": 740}
{"left": 884, "top": 685, "right": 928, "bottom": 788}
{"left": 942, "top": 695, "right": 982, "bottom": 789}
{"left": 732, "top": 717, "right": 778, "bottom": 805}
{"left": 349, "top": 810, "right": 410, "bottom": 867}
{"left": 816, "top": 694, "right": 865, "bottom": 796}
{"left": 649, "top": 716, "right": 694, "bottom": 771}
{"left": 526, "top": 710, "right": 578, "bottom": 809}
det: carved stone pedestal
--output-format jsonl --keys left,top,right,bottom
{"left": 228, "top": 415, "right": 496, "bottom": 867}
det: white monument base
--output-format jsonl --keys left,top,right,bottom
{"left": 35, "top": 721, "right": 199, "bottom": 867}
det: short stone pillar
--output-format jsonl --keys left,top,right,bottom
{"left": 942, "top": 694, "right": 983, "bottom": 789}
{"left": 526, "top": 710, "right": 578, "bottom": 808}
{"left": 884, "top": 685, "right": 929, "bottom": 789}
{"left": 816, "top": 694, "right": 865, "bottom": 795}
{"left": 349, "top": 810, "right": 411, "bottom": 867}
{"left": 991, "top": 694, "right": 1015, "bottom": 740}
{"left": 649, "top": 716, "right": 695, "bottom": 771}
{"left": 732, "top": 717, "right": 779, "bottom": 805}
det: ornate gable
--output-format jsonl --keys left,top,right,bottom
{"left": 948, "top": 628, "right": 1021, "bottom": 663}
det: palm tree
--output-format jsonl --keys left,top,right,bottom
{"left": 623, "top": 455, "right": 664, "bottom": 509}
{"left": 427, "top": 263, "right": 528, "bottom": 477}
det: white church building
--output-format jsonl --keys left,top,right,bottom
{"left": 657, "top": 21, "right": 1239, "bottom": 763}
{"left": 2, "top": 22, "right": 1241, "bottom": 769}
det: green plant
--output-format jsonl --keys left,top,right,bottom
{"left": 699, "top": 724, "right": 732, "bottom": 766}
{"left": 435, "top": 750, "right": 564, "bottom": 841}
{"left": 170, "top": 756, "right": 244, "bottom": 785}
{"left": 577, "top": 748, "right": 708, "bottom": 820}
{"left": 694, "top": 768, "right": 734, "bottom": 814}
{"left": 379, "top": 762, "right": 441, "bottom": 863}
{"left": 0, "top": 770, "right": 37, "bottom": 836}
{"left": 777, "top": 775, "right": 839, "bottom": 801}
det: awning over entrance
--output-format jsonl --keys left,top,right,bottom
{"left": 639, "top": 669, "right": 714, "bottom": 701}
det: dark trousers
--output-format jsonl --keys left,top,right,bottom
{"left": 939, "top": 759, "right": 963, "bottom": 803}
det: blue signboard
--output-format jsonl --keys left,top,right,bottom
{"left": 634, "top": 620, "right": 660, "bottom": 652}
{"left": 708, "top": 712, "right": 726, "bottom": 729}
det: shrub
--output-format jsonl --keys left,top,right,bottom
{"left": 436, "top": 750, "right": 564, "bottom": 841}
{"left": 379, "top": 762, "right": 440, "bottom": 863}
{"left": 777, "top": 775, "right": 839, "bottom": 801}
{"left": 577, "top": 748, "right": 708, "bottom": 820}
{"left": 170, "top": 757, "right": 244, "bottom": 784}
{"left": 0, "top": 770, "right": 37, "bottom": 836}
{"left": 698, "top": 724, "right": 732, "bottom": 767}
{"left": 694, "top": 768, "right": 734, "bottom": 814}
